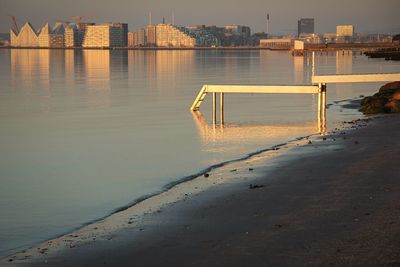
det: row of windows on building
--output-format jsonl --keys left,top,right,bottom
{"left": 10, "top": 22, "right": 128, "bottom": 48}
{"left": 10, "top": 22, "right": 251, "bottom": 48}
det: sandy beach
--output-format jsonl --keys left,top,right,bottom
{"left": 2, "top": 114, "right": 400, "bottom": 266}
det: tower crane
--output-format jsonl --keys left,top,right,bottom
{"left": 9, "top": 15, "right": 19, "bottom": 33}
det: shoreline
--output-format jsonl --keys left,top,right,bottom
{"left": 1, "top": 43, "right": 398, "bottom": 51}
{"left": 1, "top": 126, "right": 321, "bottom": 264}
{"left": 8, "top": 113, "right": 399, "bottom": 267}
{"left": 0, "top": 109, "right": 383, "bottom": 266}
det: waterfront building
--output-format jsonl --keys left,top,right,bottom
{"left": 224, "top": 25, "right": 251, "bottom": 38}
{"left": 76, "top": 22, "right": 95, "bottom": 31}
{"left": 298, "top": 18, "right": 314, "bottom": 36}
{"left": 82, "top": 23, "right": 127, "bottom": 48}
{"left": 0, "top": 33, "right": 10, "bottom": 46}
{"left": 155, "top": 24, "right": 196, "bottom": 47}
{"left": 336, "top": 25, "right": 355, "bottom": 43}
{"left": 127, "top": 32, "right": 134, "bottom": 47}
{"left": 184, "top": 28, "right": 220, "bottom": 47}
{"left": 356, "top": 34, "right": 393, "bottom": 43}
{"left": 294, "top": 40, "right": 305, "bottom": 50}
{"left": 186, "top": 25, "right": 253, "bottom": 46}
{"left": 65, "top": 24, "right": 86, "bottom": 48}
{"left": 260, "top": 38, "right": 294, "bottom": 50}
{"left": 299, "top": 33, "right": 321, "bottom": 44}
{"left": 128, "top": 29, "right": 146, "bottom": 47}
{"left": 38, "top": 22, "right": 65, "bottom": 48}
{"left": 10, "top": 22, "right": 39, "bottom": 47}
{"left": 146, "top": 25, "right": 157, "bottom": 46}
{"left": 222, "top": 25, "right": 252, "bottom": 46}
{"left": 323, "top": 32, "right": 337, "bottom": 43}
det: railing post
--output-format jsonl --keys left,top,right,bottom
{"left": 220, "top": 92, "right": 224, "bottom": 125}
{"left": 212, "top": 92, "right": 217, "bottom": 125}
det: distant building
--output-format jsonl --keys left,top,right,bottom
{"left": 298, "top": 18, "right": 314, "bottom": 36}
{"left": 294, "top": 40, "right": 304, "bottom": 50}
{"left": 146, "top": 25, "right": 157, "bottom": 46}
{"left": 38, "top": 22, "right": 65, "bottom": 48}
{"left": 185, "top": 24, "right": 253, "bottom": 46}
{"left": 223, "top": 25, "right": 252, "bottom": 46}
{"left": 356, "top": 33, "right": 393, "bottom": 43}
{"left": 0, "top": 33, "right": 10, "bottom": 46}
{"left": 65, "top": 24, "right": 86, "bottom": 48}
{"left": 299, "top": 33, "right": 321, "bottom": 44}
{"left": 155, "top": 24, "right": 196, "bottom": 47}
{"left": 252, "top": 32, "right": 269, "bottom": 45}
{"left": 323, "top": 32, "right": 337, "bottom": 43}
{"left": 128, "top": 29, "right": 146, "bottom": 47}
{"left": 260, "top": 38, "right": 294, "bottom": 50}
{"left": 82, "top": 23, "right": 127, "bottom": 48}
{"left": 10, "top": 22, "right": 39, "bottom": 47}
{"left": 336, "top": 25, "right": 355, "bottom": 43}
{"left": 128, "top": 32, "right": 134, "bottom": 47}
{"left": 224, "top": 25, "right": 251, "bottom": 38}
{"left": 76, "top": 22, "right": 95, "bottom": 31}
{"left": 184, "top": 27, "right": 220, "bottom": 47}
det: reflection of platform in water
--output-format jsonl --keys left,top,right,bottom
{"left": 191, "top": 111, "right": 322, "bottom": 144}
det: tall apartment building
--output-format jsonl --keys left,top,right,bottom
{"left": 146, "top": 25, "right": 157, "bottom": 46}
{"left": 82, "top": 23, "right": 127, "bottom": 48}
{"left": 128, "top": 32, "right": 134, "bottom": 47}
{"left": 298, "top": 18, "right": 314, "bottom": 36}
{"left": 128, "top": 29, "right": 146, "bottom": 47}
{"left": 336, "top": 25, "right": 355, "bottom": 43}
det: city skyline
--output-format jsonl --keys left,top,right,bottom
{"left": 1, "top": 0, "right": 400, "bottom": 35}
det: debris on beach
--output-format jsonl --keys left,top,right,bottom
{"left": 204, "top": 173, "right": 210, "bottom": 178}
{"left": 248, "top": 168, "right": 254, "bottom": 171}
{"left": 249, "top": 184, "right": 264, "bottom": 189}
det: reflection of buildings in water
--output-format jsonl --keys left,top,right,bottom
{"left": 82, "top": 50, "right": 111, "bottom": 107}
{"left": 64, "top": 49, "right": 75, "bottom": 86}
{"left": 83, "top": 50, "right": 110, "bottom": 89}
{"left": 11, "top": 49, "right": 49, "bottom": 90}
{"left": 293, "top": 55, "right": 304, "bottom": 84}
{"left": 191, "top": 111, "right": 324, "bottom": 146}
{"left": 129, "top": 50, "right": 195, "bottom": 94}
{"left": 336, "top": 50, "right": 353, "bottom": 74}
{"left": 336, "top": 50, "right": 354, "bottom": 98}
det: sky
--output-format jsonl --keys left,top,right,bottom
{"left": 1, "top": 0, "right": 399, "bottom": 35}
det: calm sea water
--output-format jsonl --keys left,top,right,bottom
{"left": 0, "top": 49, "right": 398, "bottom": 257}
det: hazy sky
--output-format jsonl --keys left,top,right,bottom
{"left": 1, "top": 0, "right": 399, "bottom": 34}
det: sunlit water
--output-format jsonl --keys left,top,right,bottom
{"left": 0, "top": 49, "right": 399, "bottom": 257}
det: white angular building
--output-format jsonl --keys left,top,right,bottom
{"left": 10, "top": 22, "right": 39, "bottom": 47}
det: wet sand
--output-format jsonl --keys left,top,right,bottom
{"left": 5, "top": 115, "right": 400, "bottom": 267}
